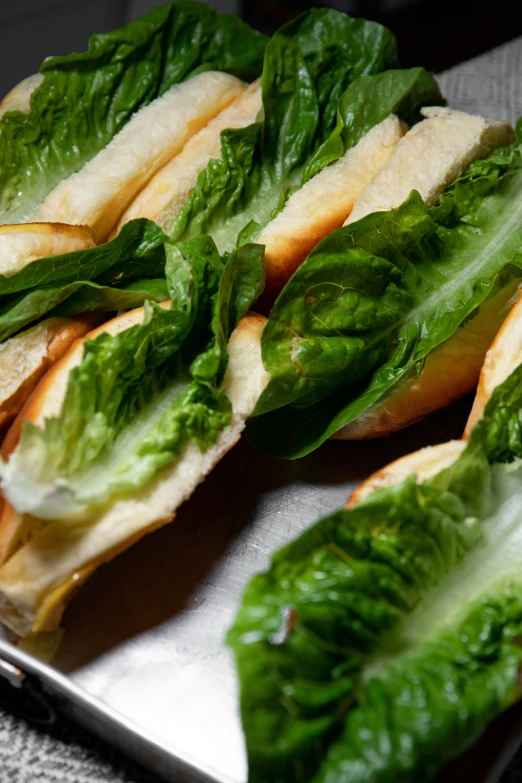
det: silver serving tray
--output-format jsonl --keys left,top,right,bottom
{"left": 2, "top": 397, "right": 522, "bottom": 783}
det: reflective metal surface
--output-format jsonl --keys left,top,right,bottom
{"left": 1, "top": 397, "right": 494, "bottom": 783}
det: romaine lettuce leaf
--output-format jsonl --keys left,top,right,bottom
{"left": 0, "top": 219, "right": 169, "bottom": 342}
{"left": 0, "top": 218, "right": 165, "bottom": 296}
{"left": 0, "top": 1, "right": 267, "bottom": 223}
{"left": 302, "top": 67, "right": 445, "bottom": 183}
{"left": 0, "top": 277, "right": 168, "bottom": 344}
{"left": 170, "top": 11, "right": 442, "bottom": 252}
{"left": 228, "top": 362, "right": 522, "bottom": 783}
{"left": 247, "top": 138, "right": 522, "bottom": 458}
{"left": 0, "top": 238, "right": 264, "bottom": 519}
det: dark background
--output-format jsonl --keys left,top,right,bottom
{"left": 1, "top": 0, "right": 522, "bottom": 97}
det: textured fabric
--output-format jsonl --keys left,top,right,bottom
{"left": 437, "top": 37, "right": 522, "bottom": 123}
{"left": 0, "top": 34, "right": 522, "bottom": 783}
{"left": 0, "top": 699, "right": 158, "bottom": 782}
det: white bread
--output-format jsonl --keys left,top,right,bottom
{"left": 0, "top": 223, "right": 94, "bottom": 277}
{"left": 335, "top": 282, "right": 518, "bottom": 440}
{"left": 465, "top": 289, "right": 522, "bottom": 437}
{"left": 0, "top": 74, "right": 43, "bottom": 120}
{"left": 260, "top": 115, "right": 405, "bottom": 293}
{"left": 0, "top": 316, "right": 99, "bottom": 439}
{"left": 346, "top": 440, "right": 465, "bottom": 508}
{"left": 345, "top": 107, "right": 514, "bottom": 225}
{"left": 32, "top": 72, "right": 245, "bottom": 243}
{"left": 0, "top": 308, "right": 269, "bottom": 636}
{"left": 114, "top": 79, "right": 262, "bottom": 235}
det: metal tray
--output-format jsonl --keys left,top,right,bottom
{"left": 1, "top": 396, "right": 522, "bottom": 783}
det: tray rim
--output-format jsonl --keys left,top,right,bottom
{"left": 0, "top": 637, "right": 231, "bottom": 783}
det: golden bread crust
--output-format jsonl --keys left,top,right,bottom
{"left": 334, "top": 283, "right": 518, "bottom": 440}
{"left": 464, "top": 289, "right": 522, "bottom": 437}
{"left": 346, "top": 440, "right": 465, "bottom": 508}
{"left": 0, "top": 315, "right": 100, "bottom": 444}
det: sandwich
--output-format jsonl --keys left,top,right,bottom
{"left": 0, "top": 2, "right": 267, "bottom": 430}
{"left": 0, "top": 238, "right": 268, "bottom": 637}
{"left": 0, "top": 2, "right": 267, "bottom": 224}
{"left": 229, "top": 305, "right": 522, "bottom": 783}
{"left": 0, "top": 4, "right": 444, "bottom": 434}
{"left": 168, "top": 10, "right": 444, "bottom": 294}
{"left": 32, "top": 70, "right": 246, "bottom": 243}
{"left": 246, "top": 111, "right": 520, "bottom": 458}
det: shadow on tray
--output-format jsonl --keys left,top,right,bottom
{"left": 54, "top": 395, "right": 473, "bottom": 669}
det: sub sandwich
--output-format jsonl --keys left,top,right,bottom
{"left": 229, "top": 290, "right": 522, "bottom": 783}
{"left": 0, "top": 2, "right": 267, "bottom": 430}
{"left": 246, "top": 107, "right": 520, "bottom": 458}
{"left": 0, "top": 239, "right": 268, "bottom": 637}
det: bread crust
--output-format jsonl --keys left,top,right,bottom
{"left": 0, "top": 315, "right": 101, "bottom": 442}
{"left": 464, "top": 290, "right": 522, "bottom": 437}
{"left": 346, "top": 440, "right": 465, "bottom": 508}
{"left": 334, "top": 283, "right": 518, "bottom": 440}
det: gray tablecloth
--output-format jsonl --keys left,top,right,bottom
{"left": 1, "top": 33, "right": 522, "bottom": 783}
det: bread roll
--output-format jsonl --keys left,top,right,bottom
{"left": 345, "top": 107, "right": 514, "bottom": 225}
{"left": 260, "top": 115, "right": 405, "bottom": 293}
{"left": 0, "top": 308, "right": 269, "bottom": 636}
{"left": 32, "top": 72, "right": 245, "bottom": 243}
{"left": 115, "top": 79, "right": 262, "bottom": 235}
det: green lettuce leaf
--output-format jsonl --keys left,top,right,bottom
{"left": 0, "top": 219, "right": 165, "bottom": 296}
{"left": 302, "top": 67, "right": 445, "bottom": 182}
{"left": 247, "top": 139, "right": 522, "bottom": 458}
{"left": 0, "top": 238, "right": 264, "bottom": 519}
{"left": 0, "top": 218, "right": 169, "bottom": 342}
{"left": 170, "top": 9, "right": 437, "bottom": 253}
{"left": 228, "top": 362, "right": 522, "bottom": 783}
{"left": 0, "top": 278, "right": 168, "bottom": 344}
{"left": 0, "top": 1, "right": 267, "bottom": 223}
